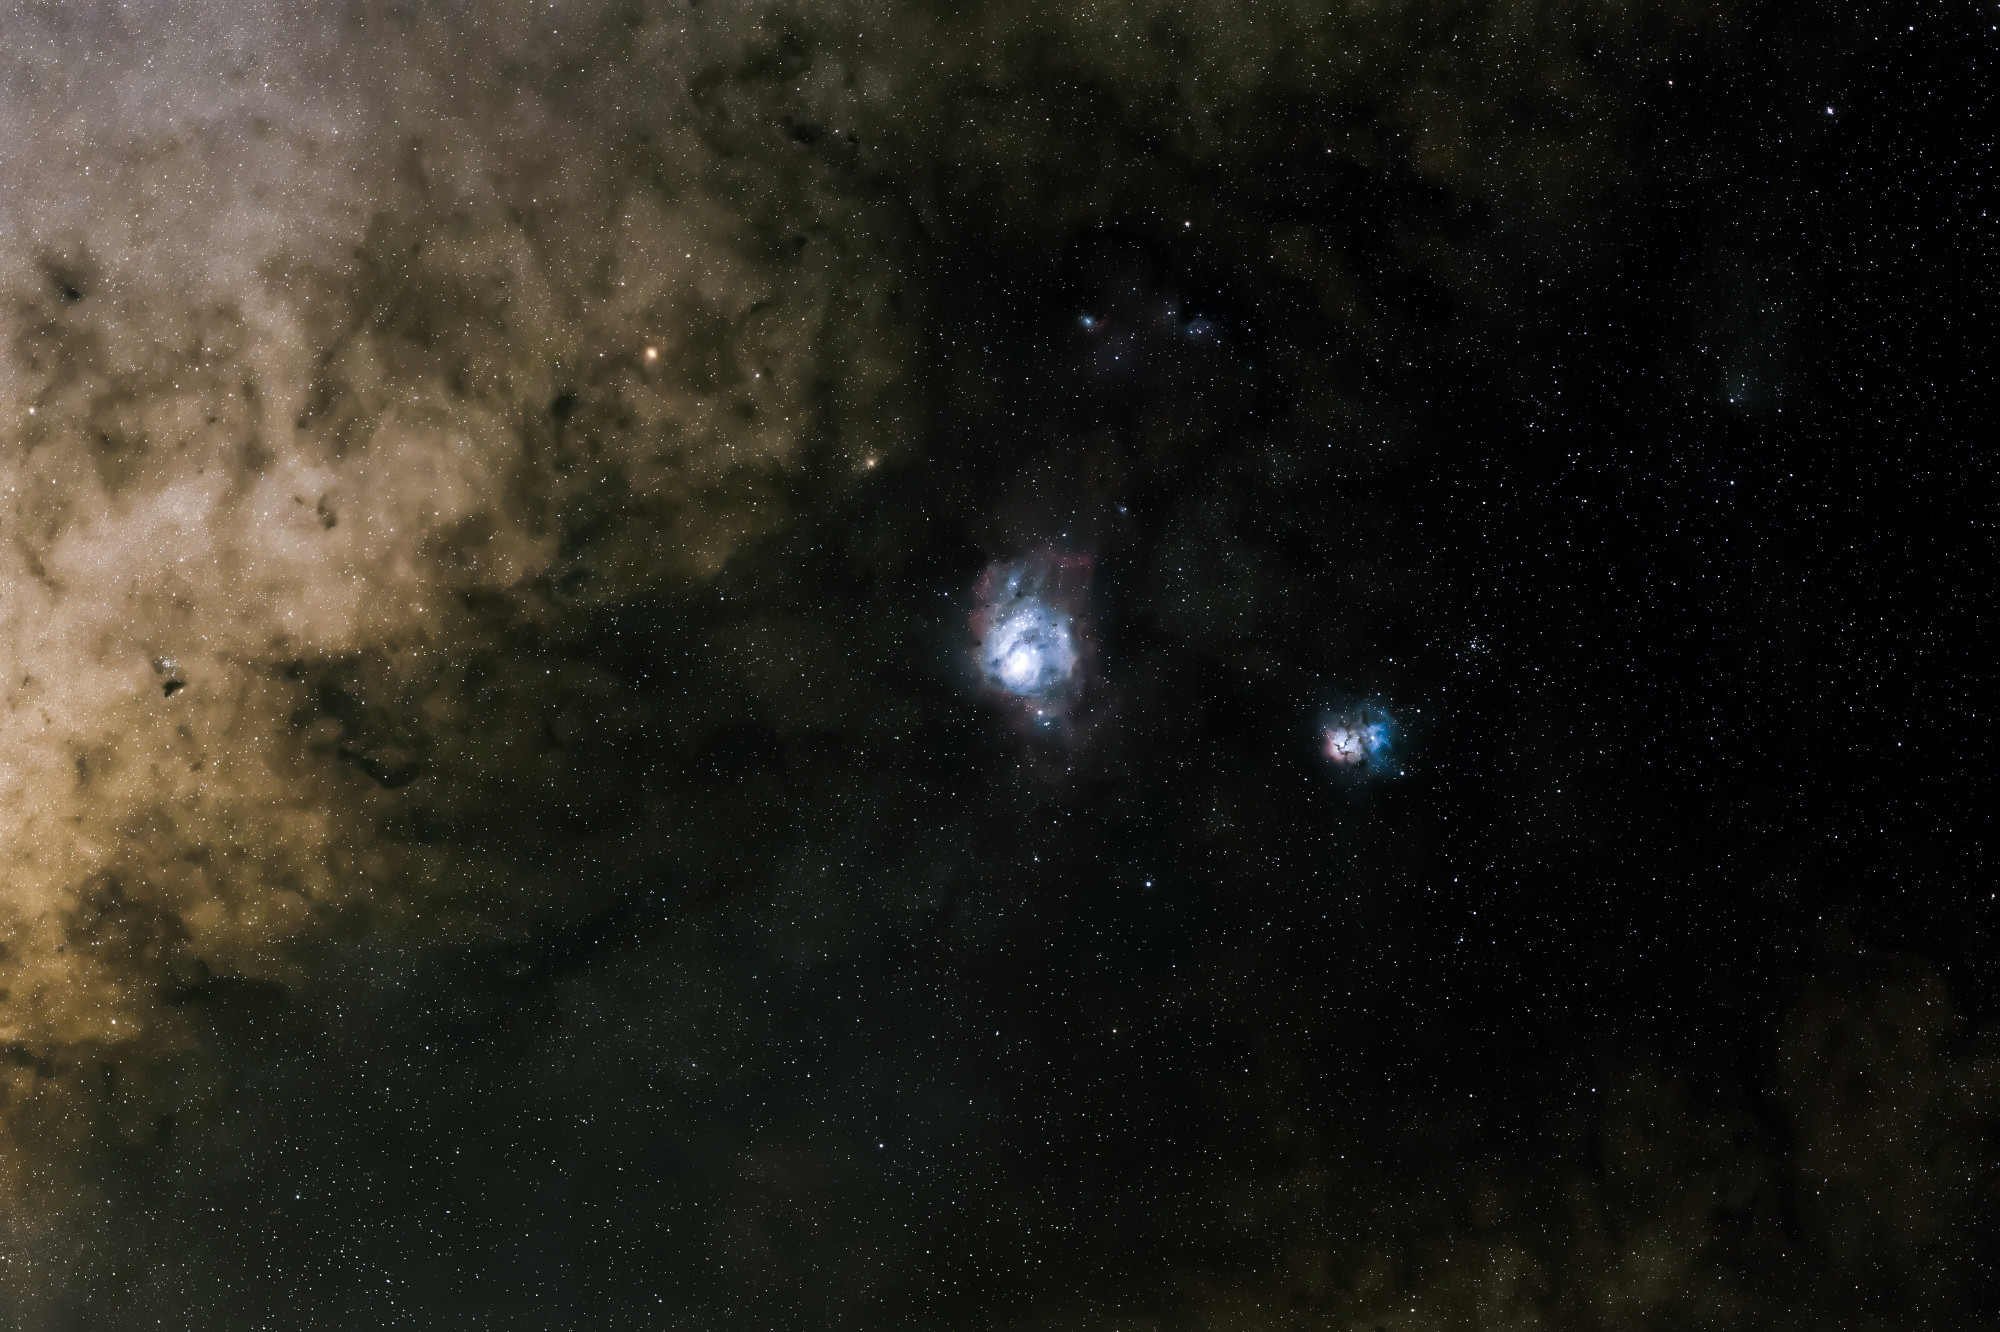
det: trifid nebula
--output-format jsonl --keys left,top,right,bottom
{"left": 0, "top": 2, "right": 1993, "bottom": 1328}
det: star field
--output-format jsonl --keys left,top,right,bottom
{"left": 0, "top": 2, "right": 1994, "bottom": 1329}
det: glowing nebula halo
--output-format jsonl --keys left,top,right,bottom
{"left": 1320, "top": 703, "right": 1397, "bottom": 773}
{"left": 971, "top": 552, "right": 1090, "bottom": 716}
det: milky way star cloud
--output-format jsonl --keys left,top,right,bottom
{"left": 0, "top": 0, "right": 919, "bottom": 1193}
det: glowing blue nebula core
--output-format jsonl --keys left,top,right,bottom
{"left": 972, "top": 553, "right": 1090, "bottom": 718}
{"left": 1322, "top": 706, "right": 1394, "bottom": 769}
{"left": 980, "top": 599, "right": 1078, "bottom": 699}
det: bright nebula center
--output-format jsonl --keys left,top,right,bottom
{"left": 1322, "top": 707, "right": 1394, "bottom": 769}
{"left": 981, "top": 600, "right": 1078, "bottom": 699}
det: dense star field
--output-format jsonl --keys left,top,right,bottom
{"left": 0, "top": 0, "right": 1993, "bottom": 1327}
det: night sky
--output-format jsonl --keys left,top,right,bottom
{"left": 0, "top": 1, "right": 1994, "bottom": 1328}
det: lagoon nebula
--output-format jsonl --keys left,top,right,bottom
{"left": 972, "top": 553, "right": 1089, "bottom": 717}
